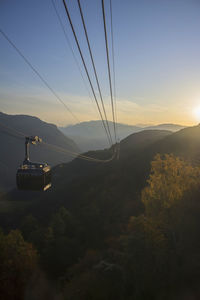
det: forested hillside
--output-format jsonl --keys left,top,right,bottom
{"left": 0, "top": 112, "right": 79, "bottom": 191}
{"left": 1, "top": 125, "right": 200, "bottom": 299}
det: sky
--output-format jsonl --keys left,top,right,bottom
{"left": 1, "top": 0, "right": 200, "bottom": 127}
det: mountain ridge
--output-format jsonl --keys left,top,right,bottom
{"left": 60, "top": 120, "right": 186, "bottom": 151}
{"left": 2, "top": 124, "right": 200, "bottom": 252}
{"left": 0, "top": 112, "right": 80, "bottom": 191}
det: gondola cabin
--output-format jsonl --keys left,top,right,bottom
{"left": 16, "top": 136, "right": 51, "bottom": 191}
{"left": 17, "top": 162, "right": 51, "bottom": 191}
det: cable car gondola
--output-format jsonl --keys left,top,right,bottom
{"left": 16, "top": 136, "right": 51, "bottom": 191}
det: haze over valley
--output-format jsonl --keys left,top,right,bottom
{"left": 60, "top": 120, "right": 185, "bottom": 151}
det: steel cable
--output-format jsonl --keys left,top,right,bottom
{"left": 0, "top": 28, "right": 80, "bottom": 124}
{"left": 0, "top": 122, "right": 116, "bottom": 163}
{"left": 101, "top": 0, "right": 117, "bottom": 144}
{"left": 77, "top": 0, "right": 113, "bottom": 146}
{"left": 62, "top": 0, "right": 112, "bottom": 148}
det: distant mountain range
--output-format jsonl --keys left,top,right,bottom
{"left": 60, "top": 121, "right": 186, "bottom": 152}
{"left": 0, "top": 112, "right": 79, "bottom": 191}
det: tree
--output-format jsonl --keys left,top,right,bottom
{"left": 120, "top": 215, "right": 167, "bottom": 299}
{"left": 41, "top": 207, "right": 80, "bottom": 278}
{"left": 142, "top": 154, "right": 200, "bottom": 217}
{"left": 0, "top": 229, "right": 38, "bottom": 300}
{"left": 119, "top": 154, "right": 200, "bottom": 299}
{"left": 20, "top": 214, "right": 39, "bottom": 240}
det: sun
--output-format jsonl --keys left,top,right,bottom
{"left": 193, "top": 106, "right": 200, "bottom": 122}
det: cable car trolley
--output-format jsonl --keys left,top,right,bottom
{"left": 16, "top": 136, "right": 51, "bottom": 191}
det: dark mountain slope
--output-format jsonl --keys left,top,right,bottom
{"left": 3, "top": 129, "right": 173, "bottom": 227}
{"left": 145, "top": 123, "right": 185, "bottom": 131}
{"left": 0, "top": 112, "right": 79, "bottom": 191}
{"left": 26, "top": 126, "right": 200, "bottom": 214}
{"left": 120, "top": 129, "right": 171, "bottom": 155}
{"left": 0, "top": 125, "right": 199, "bottom": 299}
{"left": 145, "top": 124, "right": 200, "bottom": 163}
{"left": 47, "top": 130, "right": 171, "bottom": 199}
{"left": 3, "top": 125, "right": 200, "bottom": 229}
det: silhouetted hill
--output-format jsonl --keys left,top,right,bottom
{"left": 2, "top": 129, "right": 172, "bottom": 222}
{"left": 147, "top": 124, "right": 200, "bottom": 162}
{"left": 120, "top": 129, "right": 171, "bottom": 155}
{"left": 60, "top": 120, "right": 185, "bottom": 152}
{"left": 0, "top": 112, "right": 79, "bottom": 191}
{"left": 3, "top": 125, "right": 200, "bottom": 228}
{"left": 18, "top": 125, "right": 200, "bottom": 214}
{"left": 145, "top": 123, "right": 185, "bottom": 131}
{"left": 2, "top": 123, "right": 200, "bottom": 287}
{"left": 1, "top": 126, "right": 200, "bottom": 299}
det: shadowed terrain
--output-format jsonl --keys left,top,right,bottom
{"left": 0, "top": 112, "right": 79, "bottom": 191}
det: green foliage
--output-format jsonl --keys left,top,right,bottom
{"left": 41, "top": 207, "right": 80, "bottom": 278}
{"left": 119, "top": 154, "right": 200, "bottom": 298}
{"left": 64, "top": 250, "right": 124, "bottom": 300}
{"left": 120, "top": 215, "right": 168, "bottom": 299}
{"left": 20, "top": 214, "right": 39, "bottom": 240}
{"left": 0, "top": 229, "right": 38, "bottom": 299}
{"left": 142, "top": 154, "right": 200, "bottom": 216}
{"left": 2, "top": 131, "right": 200, "bottom": 299}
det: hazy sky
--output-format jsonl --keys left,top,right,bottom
{"left": 1, "top": 0, "right": 200, "bottom": 126}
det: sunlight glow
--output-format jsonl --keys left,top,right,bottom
{"left": 193, "top": 106, "right": 200, "bottom": 121}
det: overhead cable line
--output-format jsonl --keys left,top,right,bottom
{"left": 0, "top": 28, "right": 80, "bottom": 124}
{"left": 62, "top": 0, "right": 113, "bottom": 148}
{"left": 42, "top": 141, "right": 116, "bottom": 163}
{"left": 0, "top": 122, "right": 116, "bottom": 163}
{"left": 77, "top": 0, "right": 113, "bottom": 146}
{"left": 109, "top": 0, "right": 120, "bottom": 159}
{"left": 110, "top": 0, "right": 117, "bottom": 136}
{"left": 50, "top": 0, "right": 97, "bottom": 114}
{"left": 0, "top": 122, "right": 25, "bottom": 139}
{"left": 0, "top": 122, "right": 94, "bottom": 162}
{"left": 101, "top": 0, "right": 117, "bottom": 144}
{"left": 0, "top": 31, "right": 115, "bottom": 163}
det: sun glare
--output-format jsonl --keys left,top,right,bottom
{"left": 193, "top": 106, "right": 200, "bottom": 122}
